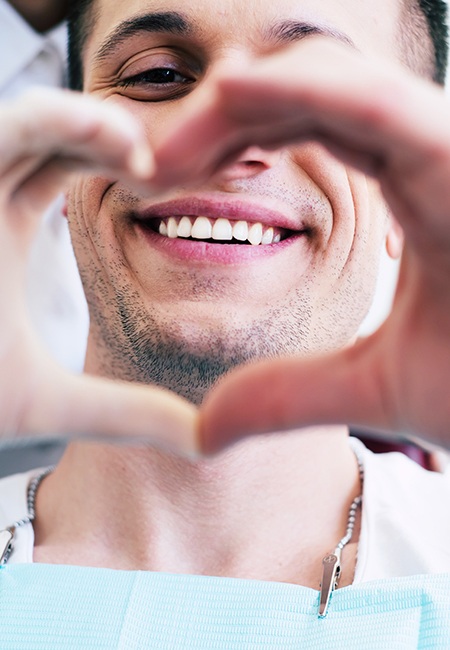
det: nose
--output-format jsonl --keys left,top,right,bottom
{"left": 214, "top": 146, "right": 283, "bottom": 183}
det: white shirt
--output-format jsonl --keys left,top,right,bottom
{"left": 1, "top": 441, "right": 450, "bottom": 581}
{"left": 0, "top": 0, "right": 89, "bottom": 372}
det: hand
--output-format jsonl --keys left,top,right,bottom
{"left": 0, "top": 88, "right": 198, "bottom": 453}
{"left": 150, "top": 38, "right": 450, "bottom": 452}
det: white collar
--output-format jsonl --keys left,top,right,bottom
{"left": 0, "top": 0, "right": 67, "bottom": 92}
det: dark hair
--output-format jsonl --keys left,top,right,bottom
{"left": 68, "top": 0, "right": 94, "bottom": 92}
{"left": 418, "top": 0, "right": 448, "bottom": 84}
{"left": 67, "top": 0, "right": 448, "bottom": 90}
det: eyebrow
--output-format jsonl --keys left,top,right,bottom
{"left": 266, "top": 20, "right": 356, "bottom": 49}
{"left": 95, "top": 12, "right": 190, "bottom": 63}
{"left": 94, "top": 12, "right": 356, "bottom": 66}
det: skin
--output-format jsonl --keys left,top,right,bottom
{"left": 0, "top": 0, "right": 449, "bottom": 591}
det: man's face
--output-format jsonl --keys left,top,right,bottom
{"left": 68, "top": 0, "right": 402, "bottom": 401}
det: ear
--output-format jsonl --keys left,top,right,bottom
{"left": 385, "top": 216, "right": 403, "bottom": 259}
{"left": 61, "top": 194, "right": 69, "bottom": 219}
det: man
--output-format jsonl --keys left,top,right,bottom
{"left": 0, "top": 0, "right": 450, "bottom": 646}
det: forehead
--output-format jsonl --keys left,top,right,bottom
{"left": 87, "top": 0, "right": 402, "bottom": 61}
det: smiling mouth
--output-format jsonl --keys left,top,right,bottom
{"left": 136, "top": 215, "right": 304, "bottom": 246}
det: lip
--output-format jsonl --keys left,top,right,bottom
{"left": 132, "top": 196, "right": 312, "bottom": 232}
{"left": 129, "top": 194, "right": 315, "bottom": 265}
{"left": 135, "top": 224, "right": 309, "bottom": 264}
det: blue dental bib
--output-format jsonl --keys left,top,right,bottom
{"left": 1, "top": 564, "right": 450, "bottom": 649}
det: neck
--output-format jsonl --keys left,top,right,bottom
{"left": 34, "top": 427, "right": 361, "bottom": 587}
{"left": 8, "top": 0, "right": 68, "bottom": 32}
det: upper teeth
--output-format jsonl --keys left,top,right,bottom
{"left": 158, "top": 216, "right": 281, "bottom": 246}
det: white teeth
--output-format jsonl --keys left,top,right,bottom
{"left": 248, "top": 222, "right": 263, "bottom": 246}
{"left": 233, "top": 221, "right": 249, "bottom": 242}
{"left": 212, "top": 218, "right": 233, "bottom": 241}
{"left": 191, "top": 216, "right": 212, "bottom": 239}
{"left": 177, "top": 216, "right": 192, "bottom": 238}
{"left": 157, "top": 216, "right": 282, "bottom": 245}
{"left": 167, "top": 217, "right": 178, "bottom": 239}
{"left": 262, "top": 227, "right": 274, "bottom": 245}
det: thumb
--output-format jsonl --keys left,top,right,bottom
{"left": 200, "top": 341, "right": 389, "bottom": 454}
{"left": 17, "top": 361, "right": 200, "bottom": 457}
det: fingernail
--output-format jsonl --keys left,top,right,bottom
{"left": 129, "top": 144, "right": 155, "bottom": 178}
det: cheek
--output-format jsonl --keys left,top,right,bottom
{"left": 66, "top": 177, "right": 86, "bottom": 249}
{"left": 66, "top": 176, "right": 130, "bottom": 322}
{"left": 365, "top": 179, "right": 390, "bottom": 245}
{"left": 306, "top": 170, "right": 387, "bottom": 343}
{"left": 290, "top": 143, "right": 358, "bottom": 243}
{"left": 66, "top": 176, "right": 113, "bottom": 275}
{"left": 344, "top": 174, "right": 388, "bottom": 277}
{"left": 290, "top": 146, "right": 364, "bottom": 282}
{"left": 344, "top": 177, "right": 388, "bottom": 311}
{"left": 102, "top": 95, "right": 184, "bottom": 148}
{"left": 67, "top": 176, "right": 105, "bottom": 236}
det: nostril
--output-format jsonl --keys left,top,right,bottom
{"left": 244, "top": 160, "right": 265, "bottom": 168}
{"left": 216, "top": 160, "right": 268, "bottom": 183}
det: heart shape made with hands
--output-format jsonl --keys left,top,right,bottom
{"left": 9, "top": 288, "right": 450, "bottom": 458}
{"left": 2, "top": 39, "right": 450, "bottom": 454}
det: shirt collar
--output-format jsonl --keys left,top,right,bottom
{"left": 0, "top": 0, "right": 67, "bottom": 91}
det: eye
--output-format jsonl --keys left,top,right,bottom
{"left": 117, "top": 63, "right": 196, "bottom": 101}
{"left": 120, "top": 67, "right": 193, "bottom": 87}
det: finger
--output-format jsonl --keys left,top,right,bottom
{"left": 152, "top": 101, "right": 241, "bottom": 189}
{"left": 59, "top": 374, "right": 200, "bottom": 456}
{"left": 0, "top": 88, "right": 154, "bottom": 196}
{"left": 6, "top": 353, "right": 199, "bottom": 456}
{"left": 9, "top": 154, "right": 153, "bottom": 220}
{"left": 200, "top": 337, "right": 393, "bottom": 455}
{"left": 153, "top": 38, "right": 402, "bottom": 185}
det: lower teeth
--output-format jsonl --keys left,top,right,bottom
{"left": 182, "top": 237, "right": 253, "bottom": 245}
